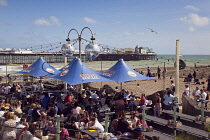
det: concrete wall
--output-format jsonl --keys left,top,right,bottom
{"left": 182, "top": 96, "right": 210, "bottom": 117}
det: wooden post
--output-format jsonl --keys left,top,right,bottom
{"left": 175, "top": 40, "right": 180, "bottom": 102}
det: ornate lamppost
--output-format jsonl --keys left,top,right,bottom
{"left": 61, "top": 27, "right": 100, "bottom": 91}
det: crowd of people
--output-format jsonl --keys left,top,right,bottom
{"left": 0, "top": 80, "right": 163, "bottom": 140}
{"left": 0, "top": 72, "right": 209, "bottom": 140}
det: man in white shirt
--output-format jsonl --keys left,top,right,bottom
{"left": 183, "top": 85, "right": 190, "bottom": 96}
{"left": 192, "top": 87, "right": 201, "bottom": 105}
{"left": 89, "top": 117, "right": 104, "bottom": 131}
{"left": 4, "top": 84, "right": 11, "bottom": 94}
{"left": 200, "top": 89, "right": 207, "bottom": 100}
{"left": 163, "top": 89, "right": 175, "bottom": 110}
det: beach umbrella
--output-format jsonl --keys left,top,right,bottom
{"left": 11, "top": 57, "right": 60, "bottom": 77}
{"left": 58, "top": 58, "right": 77, "bottom": 71}
{"left": 45, "top": 58, "right": 112, "bottom": 85}
{"left": 100, "top": 59, "right": 155, "bottom": 83}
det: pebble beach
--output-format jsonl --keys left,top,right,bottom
{"left": 1, "top": 62, "right": 210, "bottom": 99}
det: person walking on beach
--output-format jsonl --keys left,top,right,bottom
{"left": 193, "top": 70, "right": 197, "bottom": 81}
{"left": 157, "top": 66, "right": 161, "bottom": 79}
{"left": 170, "top": 81, "right": 175, "bottom": 95}
{"left": 147, "top": 67, "right": 151, "bottom": 77}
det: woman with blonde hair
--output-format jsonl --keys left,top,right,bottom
{"left": 14, "top": 100, "right": 22, "bottom": 115}
{"left": 0, "top": 112, "right": 17, "bottom": 140}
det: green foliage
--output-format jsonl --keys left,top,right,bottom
{"left": 204, "top": 123, "right": 210, "bottom": 132}
{"left": 176, "top": 132, "right": 197, "bottom": 140}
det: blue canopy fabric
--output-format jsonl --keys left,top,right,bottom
{"left": 58, "top": 58, "right": 77, "bottom": 71}
{"left": 11, "top": 57, "right": 60, "bottom": 77}
{"left": 100, "top": 59, "right": 155, "bottom": 83}
{"left": 46, "top": 58, "right": 112, "bottom": 85}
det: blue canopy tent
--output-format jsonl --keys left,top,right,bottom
{"left": 58, "top": 58, "right": 77, "bottom": 71}
{"left": 46, "top": 58, "right": 112, "bottom": 85}
{"left": 11, "top": 57, "right": 60, "bottom": 77}
{"left": 100, "top": 59, "right": 155, "bottom": 91}
{"left": 100, "top": 59, "right": 155, "bottom": 83}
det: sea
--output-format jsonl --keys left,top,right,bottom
{"left": 85, "top": 55, "right": 210, "bottom": 71}
{"left": 0, "top": 55, "right": 210, "bottom": 74}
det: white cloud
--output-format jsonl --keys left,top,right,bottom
{"left": 0, "top": 0, "right": 8, "bottom": 6}
{"left": 184, "top": 5, "right": 199, "bottom": 11}
{"left": 33, "top": 16, "right": 61, "bottom": 27}
{"left": 83, "top": 17, "right": 98, "bottom": 24}
{"left": 49, "top": 16, "right": 61, "bottom": 25}
{"left": 188, "top": 26, "right": 196, "bottom": 32}
{"left": 180, "top": 13, "right": 209, "bottom": 27}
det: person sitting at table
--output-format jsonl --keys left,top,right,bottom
{"left": 47, "top": 103, "right": 57, "bottom": 117}
{"left": 56, "top": 99, "right": 64, "bottom": 115}
{"left": 0, "top": 107, "right": 6, "bottom": 117}
{"left": 49, "top": 122, "right": 70, "bottom": 140}
{"left": 39, "top": 115, "right": 48, "bottom": 129}
{"left": 89, "top": 117, "right": 104, "bottom": 131}
{"left": 32, "top": 94, "right": 40, "bottom": 104}
{"left": 4, "top": 83, "right": 11, "bottom": 94}
{"left": 110, "top": 131, "right": 122, "bottom": 140}
{"left": 124, "top": 91, "right": 131, "bottom": 99}
{"left": 80, "top": 110, "right": 90, "bottom": 125}
{"left": 14, "top": 100, "right": 22, "bottom": 115}
{"left": 0, "top": 112, "right": 17, "bottom": 140}
{"left": 64, "top": 92, "right": 73, "bottom": 103}
{"left": 65, "top": 116, "right": 79, "bottom": 138}
{"left": 109, "top": 113, "right": 119, "bottom": 133}
{"left": 60, "top": 122, "right": 70, "bottom": 140}
{"left": 10, "top": 83, "right": 16, "bottom": 93}
{"left": 27, "top": 103, "right": 36, "bottom": 116}
{"left": 0, "top": 84, "right": 5, "bottom": 94}
{"left": 47, "top": 120, "right": 57, "bottom": 134}
{"left": 15, "top": 83, "right": 21, "bottom": 92}
{"left": 5, "top": 98, "right": 11, "bottom": 106}
{"left": 90, "top": 91, "right": 99, "bottom": 99}
{"left": 116, "top": 114, "right": 131, "bottom": 134}
{"left": 129, "top": 92, "right": 135, "bottom": 99}
{"left": 31, "top": 105, "right": 41, "bottom": 122}
{"left": 129, "top": 112, "right": 137, "bottom": 128}
{"left": 42, "top": 92, "right": 50, "bottom": 109}
{"left": 136, "top": 114, "right": 148, "bottom": 129}
{"left": 16, "top": 118, "right": 28, "bottom": 137}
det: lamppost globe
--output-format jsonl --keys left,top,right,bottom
{"left": 61, "top": 43, "right": 75, "bottom": 57}
{"left": 85, "top": 42, "right": 100, "bottom": 58}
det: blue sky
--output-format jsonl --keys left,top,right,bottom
{"left": 0, "top": 0, "right": 210, "bottom": 55}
